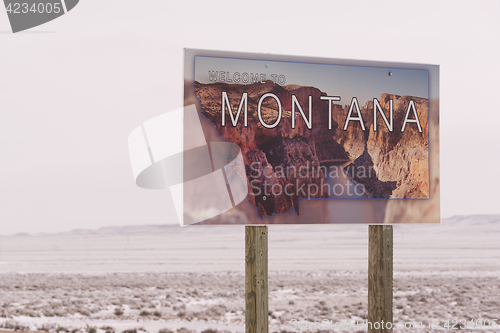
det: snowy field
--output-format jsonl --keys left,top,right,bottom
{"left": 0, "top": 215, "right": 499, "bottom": 333}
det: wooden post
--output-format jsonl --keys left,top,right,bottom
{"left": 245, "top": 226, "right": 268, "bottom": 333}
{"left": 368, "top": 225, "right": 393, "bottom": 333}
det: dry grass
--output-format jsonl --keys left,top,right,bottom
{"left": 0, "top": 271, "right": 499, "bottom": 332}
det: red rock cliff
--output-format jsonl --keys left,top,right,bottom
{"left": 194, "top": 81, "right": 429, "bottom": 217}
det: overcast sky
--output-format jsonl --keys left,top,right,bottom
{"left": 0, "top": 1, "right": 499, "bottom": 234}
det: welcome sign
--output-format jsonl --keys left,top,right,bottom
{"left": 176, "top": 49, "right": 439, "bottom": 225}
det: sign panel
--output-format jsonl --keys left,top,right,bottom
{"left": 182, "top": 49, "right": 439, "bottom": 225}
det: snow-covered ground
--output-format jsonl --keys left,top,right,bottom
{"left": 0, "top": 215, "right": 499, "bottom": 333}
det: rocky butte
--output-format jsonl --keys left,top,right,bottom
{"left": 194, "top": 80, "right": 429, "bottom": 218}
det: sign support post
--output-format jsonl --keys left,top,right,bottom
{"left": 245, "top": 226, "right": 269, "bottom": 333}
{"left": 368, "top": 225, "right": 393, "bottom": 333}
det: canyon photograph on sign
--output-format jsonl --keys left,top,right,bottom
{"left": 184, "top": 50, "right": 439, "bottom": 224}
